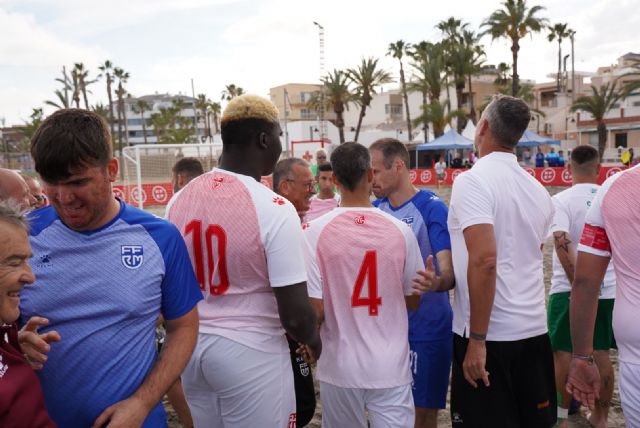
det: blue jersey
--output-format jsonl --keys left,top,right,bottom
{"left": 20, "top": 201, "right": 202, "bottom": 428}
{"left": 374, "top": 190, "right": 453, "bottom": 341}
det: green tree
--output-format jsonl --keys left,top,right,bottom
{"left": 408, "top": 41, "right": 447, "bottom": 142}
{"left": 494, "top": 62, "right": 511, "bottom": 86}
{"left": 571, "top": 83, "right": 623, "bottom": 161}
{"left": 547, "top": 23, "right": 572, "bottom": 92}
{"left": 92, "top": 103, "right": 110, "bottom": 123}
{"left": 195, "top": 94, "right": 211, "bottom": 139}
{"left": 221, "top": 84, "right": 245, "bottom": 101}
{"left": 113, "top": 67, "right": 130, "bottom": 147}
{"left": 98, "top": 60, "right": 116, "bottom": 146}
{"left": 72, "top": 63, "right": 97, "bottom": 110}
{"left": 21, "top": 108, "right": 44, "bottom": 141}
{"left": 387, "top": 40, "right": 412, "bottom": 139}
{"left": 308, "top": 69, "right": 354, "bottom": 144}
{"left": 482, "top": 0, "right": 547, "bottom": 96}
{"left": 620, "top": 59, "right": 640, "bottom": 98}
{"left": 132, "top": 99, "right": 151, "bottom": 145}
{"left": 413, "top": 100, "right": 466, "bottom": 138}
{"left": 208, "top": 102, "right": 221, "bottom": 134}
{"left": 45, "top": 67, "right": 73, "bottom": 109}
{"left": 347, "top": 57, "right": 394, "bottom": 142}
{"left": 461, "top": 30, "right": 486, "bottom": 124}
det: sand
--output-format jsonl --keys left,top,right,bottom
{"left": 165, "top": 185, "right": 627, "bottom": 427}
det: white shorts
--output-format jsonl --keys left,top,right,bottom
{"left": 182, "top": 333, "right": 296, "bottom": 428}
{"left": 319, "top": 381, "right": 414, "bottom": 428}
{"left": 619, "top": 361, "right": 640, "bottom": 428}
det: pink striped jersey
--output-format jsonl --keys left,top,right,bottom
{"left": 302, "top": 207, "right": 424, "bottom": 388}
{"left": 167, "top": 168, "right": 307, "bottom": 353}
{"left": 305, "top": 194, "right": 340, "bottom": 222}
{"left": 578, "top": 164, "right": 640, "bottom": 364}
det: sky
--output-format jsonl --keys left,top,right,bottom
{"left": 1, "top": 0, "right": 638, "bottom": 125}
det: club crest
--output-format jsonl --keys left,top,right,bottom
{"left": 121, "top": 245, "right": 144, "bottom": 269}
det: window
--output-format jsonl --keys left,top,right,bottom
{"left": 385, "top": 104, "right": 403, "bottom": 116}
{"left": 615, "top": 133, "right": 628, "bottom": 148}
{"left": 633, "top": 101, "right": 640, "bottom": 107}
{"left": 300, "top": 92, "right": 315, "bottom": 103}
{"left": 612, "top": 103, "right": 621, "bottom": 109}
{"left": 300, "top": 109, "right": 317, "bottom": 120}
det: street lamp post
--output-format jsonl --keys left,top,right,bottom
{"left": 312, "top": 21, "right": 326, "bottom": 142}
{"left": 570, "top": 30, "right": 576, "bottom": 102}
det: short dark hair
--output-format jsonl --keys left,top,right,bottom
{"left": 570, "top": 145, "right": 599, "bottom": 175}
{"left": 483, "top": 95, "right": 531, "bottom": 149}
{"left": 272, "top": 157, "right": 308, "bottom": 192}
{"left": 330, "top": 142, "right": 370, "bottom": 192}
{"left": 369, "top": 138, "right": 410, "bottom": 169}
{"left": 172, "top": 157, "right": 204, "bottom": 181}
{"left": 31, "top": 109, "right": 112, "bottom": 182}
{"left": 317, "top": 162, "right": 333, "bottom": 174}
{"left": 220, "top": 118, "right": 277, "bottom": 148}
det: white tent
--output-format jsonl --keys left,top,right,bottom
{"left": 462, "top": 121, "right": 476, "bottom": 141}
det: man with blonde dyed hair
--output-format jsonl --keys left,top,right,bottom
{"left": 167, "top": 94, "right": 321, "bottom": 428}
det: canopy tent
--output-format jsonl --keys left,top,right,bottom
{"left": 462, "top": 120, "right": 476, "bottom": 141}
{"left": 416, "top": 129, "right": 474, "bottom": 151}
{"left": 517, "top": 130, "right": 561, "bottom": 147}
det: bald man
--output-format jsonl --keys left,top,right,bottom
{"left": 0, "top": 168, "right": 36, "bottom": 210}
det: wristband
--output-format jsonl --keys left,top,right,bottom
{"left": 469, "top": 331, "right": 486, "bottom": 341}
{"left": 572, "top": 353, "right": 594, "bottom": 365}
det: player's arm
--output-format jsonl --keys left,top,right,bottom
{"left": 553, "top": 230, "right": 577, "bottom": 284}
{"left": 273, "top": 284, "right": 322, "bottom": 361}
{"left": 413, "top": 250, "right": 455, "bottom": 292}
{"left": 309, "top": 297, "right": 324, "bottom": 326}
{"left": 462, "top": 223, "right": 496, "bottom": 389}
{"left": 93, "top": 307, "right": 199, "bottom": 428}
{"left": 405, "top": 295, "right": 420, "bottom": 312}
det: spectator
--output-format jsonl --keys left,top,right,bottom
{"left": 523, "top": 148, "right": 532, "bottom": 166}
{"left": 435, "top": 157, "right": 447, "bottom": 189}
{"left": 557, "top": 150, "right": 566, "bottom": 168}
{"left": 21, "top": 175, "right": 47, "bottom": 209}
{"left": 273, "top": 158, "right": 316, "bottom": 222}
{"left": 306, "top": 162, "right": 339, "bottom": 222}
{"left": 171, "top": 157, "right": 204, "bottom": 193}
{"left": 536, "top": 147, "right": 546, "bottom": 167}
{"left": 310, "top": 149, "right": 328, "bottom": 177}
{"left": 546, "top": 147, "right": 559, "bottom": 167}
{"left": 0, "top": 169, "right": 37, "bottom": 211}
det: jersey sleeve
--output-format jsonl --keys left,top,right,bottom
{"left": 450, "top": 172, "right": 495, "bottom": 230}
{"left": 578, "top": 185, "right": 611, "bottom": 257}
{"left": 424, "top": 198, "right": 452, "bottom": 254}
{"left": 263, "top": 205, "right": 308, "bottom": 287}
{"left": 302, "top": 225, "right": 323, "bottom": 299}
{"left": 549, "top": 196, "right": 570, "bottom": 234}
{"left": 402, "top": 227, "right": 425, "bottom": 296}
{"left": 159, "top": 225, "right": 203, "bottom": 320}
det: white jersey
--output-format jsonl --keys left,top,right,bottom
{"left": 549, "top": 183, "right": 616, "bottom": 297}
{"left": 167, "top": 168, "right": 307, "bottom": 353}
{"left": 303, "top": 207, "right": 424, "bottom": 389}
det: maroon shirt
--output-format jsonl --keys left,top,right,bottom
{"left": 0, "top": 324, "right": 56, "bottom": 428}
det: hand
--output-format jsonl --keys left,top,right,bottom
{"left": 412, "top": 255, "right": 437, "bottom": 294}
{"left": 567, "top": 358, "right": 600, "bottom": 411}
{"left": 18, "top": 316, "right": 61, "bottom": 370}
{"left": 296, "top": 343, "right": 317, "bottom": 364}
{"left": 92, "top": 396, "right": 149, "bottom": 428}
{"left": 462, "top": 339, "right": 490, "bottom": 388}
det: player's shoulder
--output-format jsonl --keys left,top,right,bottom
{"left": 27, "top": 205, "right": 59, "bottom": 237}
{"left": 602, "top": 164, "right": 640, "bottom": 193}
{"left": 121, "top": 203, "right": 183, "bottom": 244}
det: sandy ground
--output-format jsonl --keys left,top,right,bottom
{"left": 164, "top": 185, "right": 627, "bottom": 427}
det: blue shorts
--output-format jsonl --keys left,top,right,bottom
{"left": 409, "top": 337, "right": 452, "bottom": 409}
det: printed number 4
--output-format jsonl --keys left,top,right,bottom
{"left": 184, "top": 220, "right": 230, "bottom": 295}
{"left": 351, "top": 250, "right": 381, "bottom": 316}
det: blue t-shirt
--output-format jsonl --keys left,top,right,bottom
{"left": 20, "top": 201, "right": 202, "bottom": 428}
{"left": 535, "top": 152, "right": 545, "bottom": 167}
{"left": 374, "top": 190, "right": 453, "bottom": 341}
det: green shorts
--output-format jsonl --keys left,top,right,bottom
{"left": 547, "top": 292, "right": 615, "bottom": 352}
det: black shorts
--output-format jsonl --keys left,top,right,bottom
{"left": 287, "top": 335, "right": 316, "bottom": 427}
{"left": 451, "top": 333, "right": 556, "bottom": 428}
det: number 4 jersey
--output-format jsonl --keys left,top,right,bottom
{"left": 302, "top": 207, "right": 425, "bottom": 388}
{"left": 167, "top": 168, "right": 307, "bottom": 353}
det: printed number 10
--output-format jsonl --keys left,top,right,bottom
{"left": 184, "top": 220, "right": 230, "bottom": 295}
{"left": 351, "top": 250, "right": 381, "bottom": 316}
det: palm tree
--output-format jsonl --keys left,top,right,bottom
{"left": 113, "top": 67, "right": 130, "bottom": 147}
{"left": 547, "top": 23, "right": 572, "bottom": 92}
{"left": 387, "top": 40, "right": 412, "bottom": 139}
{"left": 437, "top": 17, "right": 468, "bottom": 114}
{"left": 482, "top": 0, "right": 547, "bottom": 96}
{"left": 195, "top": 94, "right": 211, "bottom": 139}
{"left": 408, "top": 41, "right": 447, "bottom": 142}
{"left": 72, "top": 63, "right": 97, "bottom": 110}
{"left": 45, "top": 67, "right": 73, "bottom": 109}
{"left": 571, "top": 83, "right": 623, "bottom": 161}
{"left": 132, "top": 99, "right": 151, "bottom": 145}
{"left": 98, "top": 60, "right": 116, "bottom": 145}
{"left": 413, "top": 100, "right": 466, "bottom": 138}
{"left": 494, "top": 62, "right": 512, "bottom": 86}
{"left": 620, "top": 59, "right": 640, "bottom": 97}
{"left": 221, "top": 84, "right": 245, "bottom": 101}
{"left": 309, "top": 69, "right": 353, "bottom": 144}
{"left": 462, "top": 30, "right": 486, "bottom": 124}
{"left": 208, "top": 102, "right": 221, "bottom": 134}
{"left": 347, "top": 57, "right": 394, "bottom": 142}
{"left": 70, "top": 66, "right": 81, "bottom": 108}
{"left": 150, "top": 108, "right": 172, "bottom": 143}
{"left": 21, "top": 108, "right": 44, "bottom": 141}
{"left": 92, "top": 103, "right": 110, "bottom": 123}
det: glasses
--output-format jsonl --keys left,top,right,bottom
{"left": 286, "top": 180, "right": 316, "bottom": 192}
{"left": 33, "top": 194, "right": 47, "bottom": 202}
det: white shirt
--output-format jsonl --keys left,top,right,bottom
{"left": 167, "top": 168, "right": 307, "bottom": 353}
{"left": 435, "top": 161, "right": 446, "bottom": 175}
{"left": 303, "top": 207, "right": 424, "bottom": 388}
{"left": 579, "top": 165, "right": 640, "bottom": 364}
{"left": 448, "top": 152, "right": 554, "bottom": 341}
{"left": 550, "top": 183, "right": 616, "bottom": 297}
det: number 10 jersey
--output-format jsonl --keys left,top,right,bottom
{"left": 167, "top": 168, "right": 307, "bottom": 353}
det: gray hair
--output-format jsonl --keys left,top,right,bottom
{"left": 483, "top": 95, "right": 531, "bottom": 149}
{"left": 273, "top": 157, "right": 309, "bottom": 192}
{"left": 0, "top": 200, "right": 30, "bottom": 232}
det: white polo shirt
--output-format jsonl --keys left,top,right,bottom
{"left": 448, "top": 151, "right": 554, "bottom": 341}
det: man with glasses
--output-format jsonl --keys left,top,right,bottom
{"left": 274, "top": 158, "right": 316, "bottom": 221}
{"left": 21, "top": 175, "right": 48, "bottom": 209}
{"left": 311, "top": 149, "right": 328, "bottom": 177}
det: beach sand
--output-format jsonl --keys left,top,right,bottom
{"left": 165, "top": 185, "right": 627, "bottom": 427}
